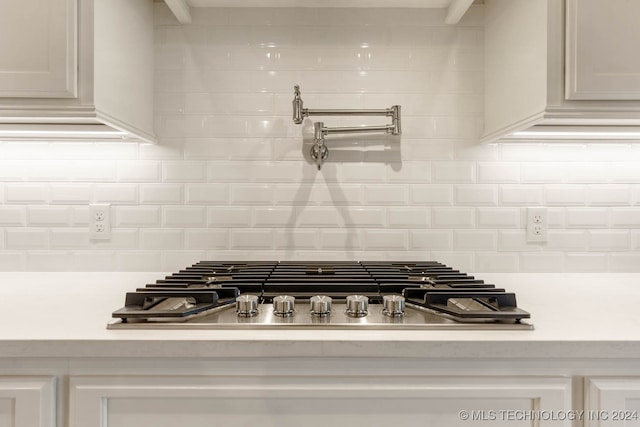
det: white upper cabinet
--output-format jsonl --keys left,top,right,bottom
{"left": 566, "top": 0, "right": 640, "bottom": 100}
{"left": 163, "top": 0, "right": 475, "bottom": 24}
{"left": 0, "top": 0, "right": 156, "bottom": 143}
{"left": 0, "top": 0, "right": 77, "bottom": 98}
{"left": 483, "top": 0, "right": 640, "bottom": 143}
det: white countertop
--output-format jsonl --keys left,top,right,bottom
{"left": 1, "top": 272, "right": 639, "bottom": 359}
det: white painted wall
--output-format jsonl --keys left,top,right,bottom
{"left": 0, "top": 4, "right": 639, "bottom": 272}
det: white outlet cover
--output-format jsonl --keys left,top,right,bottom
{"left": 89, "top": 204, "right": 111, "bottom": 240}
{"left": 526, "top": 207, "right": 547, "bottom": 243}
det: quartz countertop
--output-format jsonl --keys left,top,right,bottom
{"left": 1, "top": 272, "right": 639, "bottom": 359}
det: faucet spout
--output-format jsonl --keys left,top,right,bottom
{"left": 310, "top": 121, "right": 328, "bottom": 170}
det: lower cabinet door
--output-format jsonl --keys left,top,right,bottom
{"left": 0, "top": 377, "right": 56, "bottom": 427}
{"left": 585, "top": 377, "right": 640, "bottom": 427}
{"left": 70, "top": 375, "right": 571, "bottom": 427}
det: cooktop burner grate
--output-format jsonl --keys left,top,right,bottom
{"left": 109, "top": 261, "right": 532, "bottom": 330}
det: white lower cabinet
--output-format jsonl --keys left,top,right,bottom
{"left": 0, "top": 377, "right": 56, "bottom": 427}
{"left": 69, "top": 375, "right": 571, "bottom": 427}
{"left": 585, "top": 377, "right": 640, "bottom": 427}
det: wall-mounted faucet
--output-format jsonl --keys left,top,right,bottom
{"left": 292, "top": 85, "right": 401, "bottom": 169}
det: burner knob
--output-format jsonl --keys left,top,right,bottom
{"left": 273, "top": 295, "right": 295, "bottom": 317}
{"left": 310, "top": 295, "right": 332, "bottom": 317}
{"left": 346, "top": 295, "right": 369, "bottom": 317}
{"left": 382, "top": 295, "right": 405, "bottom": 317}
{"left": 236, "top": 294, "right": 259, "bottom": 317}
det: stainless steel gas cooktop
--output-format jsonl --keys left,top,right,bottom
{"left": 108, "top": 261, "right": 533, "bottom": 330}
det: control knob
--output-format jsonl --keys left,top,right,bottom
{"left": 273, "top": 295, "right": 295, "bottom": 317}
{"left": 310, "top": 295, "right": 332, "bottom": 317}
{"left": 236, "top": 294, "right": 259, "bottom": 317}
{"left": 382, "top": 295, "right": 405, "bottom": 317}
{"left": 345, "top": 295, "right": 369, "bottom": 317}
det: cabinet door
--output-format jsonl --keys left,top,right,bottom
{"left": 566, "top": 0, "right": 640, "bottom": 100}
{"left": 585, "top": 377, "right": 640, "bottom": 427}
{"left": 0, "top": 377, "right": 56, "bottom": 427}
{"left": 70, "top": 375, "right": 571, "bottom": 427}
{"left": 0, "top": 0, "right": 77, "bottom": 98}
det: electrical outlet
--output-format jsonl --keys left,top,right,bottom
{"left": 526, "top": 207, "right": 547, "bottom": 243}
{"left": 89, "top": 203, "right": 111, "bottom": 240}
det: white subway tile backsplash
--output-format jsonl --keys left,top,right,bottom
{"left": 114, "top": 207, "right": 161, "bottom": 227}
{"left": 117, "top": 160, "right": 161, "bottom": 182}
{"left": 296, "top": 207, "right": 341, "bottom": 227}
{"left": 432, "top": 208, "right": 474, "bottom": 228}
{"left": 254, "top": 207, "right": 293, "bottom": 227}
{"left": 319, "top": 230, "right": 362, "bottom": 250}
{"left": 520, "top": 253, "right": 564, "bottom": 272}
{"left": 343, "top": 208, "right": 386, "bottom": 227}
{"left": 611, "top": 208, "right": 640, "bottom": 227}
{"left": 609, "top": 254, "right": 640, "bottom": 272}
{"left": 477, "top": 208, "right": 520, "bottom": 228}
{"left": 545, "top": 185, "right": 587, "bottom": 206}
{"left": 0, "top": 252, "right": 26, "bottom": 271}
{"left": 230, "top": 229, "right": 273, "bottom": 250}
{"left": 341, "top": 164, "right": 388, "bottom": 183}
{"left": 455, "top": 185, "right": 497, "bottom": 206}
{"left": 0, "top": 6, "right": 633, "bottom": 272}
{"left": 476, "top": 253, "right": 518, "bottom": 272}
{"left": 410, "top": 185, "right": 452, "bottom": 205}
{"left": 454, "top": 230, "right": 497, "bottom": 250}
{"left": 69, "top": 161, "right": 117, "bottom": 182}
{"left": 163, "top": 207, "right": 207, "bottom": 227}
{"left": 273, "top": 229, "right": 318, "bottom": 250}
{"left": 50, "top": 184, "right": 92, "bottom": 204}
{"left": 94, "top": 184, "right": 138, "bottom": 204}
{"left": 588, "top": 185, "right": 630, "bottom": 206}
{"left": 477, "top": 162, "right": 520, "bottom": 183}
{"left": 409, "top": 230, "right": 452, "bottom": 250}
{"left": 140, "top": 184, "right": 183, "bottom": 204}
{"left": 6, "top": 229, "right": 48, "bottom": 249}
{"left": 610, "top": 162, "right": 640, "bottom": 183}
{"left": 91, "top": 230, "right": 138, "bottom": 249}
{"left": 387, "top": 208, "right": 429, "bottom": 228}
{"left": 186, "top": 184, "right": 228, "bottom": 204}
{"left": 363, "top": 185, "right": 408, "bottom": 205}
{"left": 564, "top": 253, "right": 608, "bottom": 272}
{"left": 0, "top": 206, "right": 26, "bottom": 226}
{"left": 184, "top": 229, "right": 228, "bottom": 250}
{"left": 28, "top": 160, "right": 71, "bottom": 181}
{"left": 546, "top": 230, "right": 588, "bottom": 250}
{"left": 362, "top": 230, "right": 407, "bottom": 250}
{"left": 5, "top": 184, "right": 48, "bottom": 204}
{"left": 163, "top": 161, "right": 207, "bottom": 182}
{"left": 141, "top": 229, "right": 184, "bottom": 249}
{"left": 498, "top": 231, "right": 538, "bottom": 252}
{"left": 312, "top": 185, "right": 363, "bottom": 206}
{"left": 499, "top": 185, "right": 543, "bottom": 206}
{"left": 207, "top": 162, "right": 252, "bottom": 182}
{"left": 521, "top": 163, "right": 566, "bottom": 183}
{"left": 209, "top": 207, "right": 252, "bottom": 227}
{"left": 117, "top": 251, "right": 162, "bottom": 271}
{"left": 566, "top": 208, "right": 609, "bottom": 228}
{"left": 27, "top": 207, "right": 71, "bottom": 226}
{"left": 230, "top": 185, "right": 273, "bottom": 205}
{"left": 589, "top": 230, "right": 629, "bottom": 251}
{"left": 26, "top": 251, "right": 69, "bottom": 271}
{"left": 50, "top": 228, "right": 90, "bottom": 249}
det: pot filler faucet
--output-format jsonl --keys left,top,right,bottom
{"left": 292, "top": 85, "right": 401, "bottom": 170}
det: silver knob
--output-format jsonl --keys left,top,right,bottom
{"left": 273, "top": 295, "right": 295, "bottom": 317}
{"left": 236, "top": 294, "right": 259, "bottom": 317}
{"left": 383, "top": 295, "right": 405, "bottom": 317}
{"left": 346, "top": 295, "right": 369, "bottom": 317}
{"left": 310, "top": 295, "right": 332, "bottom": 317}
